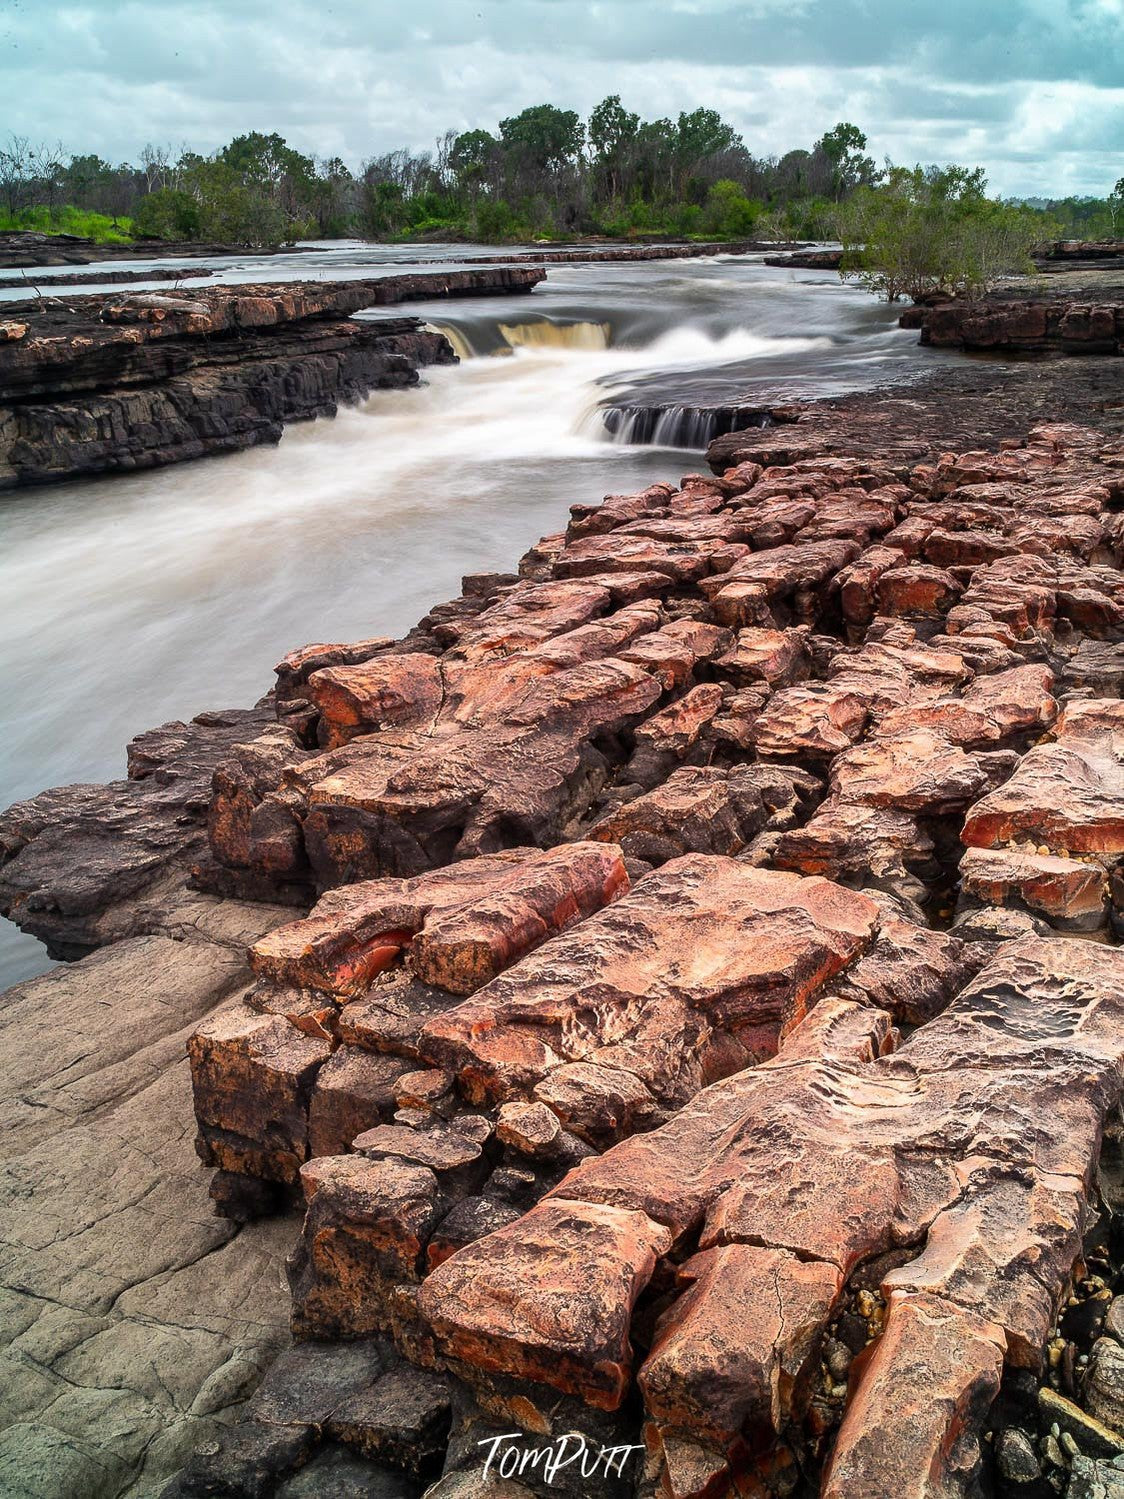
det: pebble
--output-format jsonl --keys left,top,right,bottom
{"left": 998, "top": 1427, "right": 1041, "bottom": 1483}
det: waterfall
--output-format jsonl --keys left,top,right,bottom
{"left": 427, "top": 318, "right": 611, "bottom": 359}
{"left": 497, "top": 319, "right": 611, "bottom": 352}
{"left": 601, "top": 404, "right": 773, "bottom": 449}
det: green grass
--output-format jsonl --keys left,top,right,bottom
{"left": 0, "top": 205, "right": 135, "bottom": 243}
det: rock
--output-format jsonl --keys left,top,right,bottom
{"left": 188, "top": 1007, "right": 332, "bottom": 1184}
{"left": 1086, "top": 1338, "right": 1124, "bottom": 1435}
{"left": 249, "top": 843, "right": 628, "bottom": 998}
{"left": 308, "top": 1049, "right": 414, "bottom": 1158}
{"left": 998, "top": 1427, "right": 1041, "bottom": 1484}
{"left": 823, "top": 1293, "right": 1004, "bottom": 1499}
{"left": 639, "top": 1243, "right": 841, "bottom": 1449}
{"left": 0, "top": 704, "right": 280, "bottom": 956}
{"left": 419, "top": 856, "right": 879, "bottom": 1109}
{"left": 327, "top": 1364, "right": 451, "bottom": 1474}
{"left": 959, "top": 846, "right": 1107, "bottom": 928}
{"left": 1041, "top": 1388, "right": 1124, "bottom": 1460}
{"left": 0, "top": 939, "right": 295, "bottom": 1498}
{"left": 1067, "top": 1454, "right": 1124, "bottom": 1499}
{"left": 963, "top": 699, "right": 1124, "bottom": 855}
{"left": 276, "top": 1445, "right": 418, "bottom": 1498}
{"left": 418, "top": 1199, "right": 672, "bottom": 1410}
{"left": 0, "top": 272, "right": 546, "bottom": 487}
{"left": 586, "top": 764, "right": 817, "bottom": 863}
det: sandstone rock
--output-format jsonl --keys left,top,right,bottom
{"left": 419, "top": 856, "right": 878, "bottom": 1108}
{"left": 308, "top": 1048, "right": 414, "bottom": 1158}
{"left": 189, "top": 1007, "right": 331, "bottom": 1184}
{"left": 418, "top": 1199, "right": 671, "bottom": 1410}
{"left": 290, "top": 1155, "right": 445, "bottom": 1337}
{"left": 963, "top": 699, "right": 1124, "bottom": 854}
{"left": 587, "top": 765, "right": 817, "bottom": 864}
{"left": 639, "top": 1243, "right": 841, "bottom": 1450}
{"left": 250, "top": 843, "right": 628, "bottom": 998}
{"left": 959, "top": 845, "right": 1107, "bottom": 927}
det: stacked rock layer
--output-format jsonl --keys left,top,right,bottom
{"left": 7, "top": 418, "right": 1124, "bottom": 1497}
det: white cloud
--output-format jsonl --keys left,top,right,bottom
{"left": 1, "top": 0, "right": 1121, "bottom": 194}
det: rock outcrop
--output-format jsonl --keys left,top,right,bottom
{"left": 9, "top": 390, "right": 1124, "bottom": 1495}
{"left": 0, "top": 270, "right": 544, "bottom": 487}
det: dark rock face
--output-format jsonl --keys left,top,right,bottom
{"left": 0, "top": 270, "right": 544, "bottom": 486}
{"left": 0, "top": 704, "right": 281, "bottom": 957}
{"left": 905, "top": 285, "right": 1124, "bottom": 354}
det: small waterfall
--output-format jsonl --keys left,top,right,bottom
{"left": 498, "top": 320, "right": 611, "bottom": 352}
{"left": 427, "top": 318, "right": 612, "bottom": 359}
{"left": 426, "top": 321, "right": 475, "bottom": 359}
{"left": 601, "top": 404, "right": 774, "bottom": 449}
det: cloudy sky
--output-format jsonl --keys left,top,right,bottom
{"left": 1, "top": 0, "right": 1122, "bottom": 197}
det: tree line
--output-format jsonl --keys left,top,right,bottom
{"left": 2, "top": 107, "right": 1121, "bottom": 305}
{"left": 0, "top": 109, "right": 884, "bottom": 245}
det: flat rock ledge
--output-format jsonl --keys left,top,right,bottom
{"left": 0, "top": 269, "right": 544, "bottom": 488}
{"left": 8, "top": 395, "right": 1124, "bottom": 1497}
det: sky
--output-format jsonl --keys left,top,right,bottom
{"left": 1, "top": 0, "right": 1122, "bottom": 198}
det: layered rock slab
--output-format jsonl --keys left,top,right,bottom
{"left": 418, "top": 938, "right": 1124, "bottom": 1497}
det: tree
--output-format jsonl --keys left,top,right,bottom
{"left": 498, "top": 105, "right": 584, "bottom": 172}
{"left": 1108, "top": 177, "right": 1124, "bottom": 236}
{"left": 588, "top": 95, "right": 640, "bottom": 200}
{"left": 816, "top": 123, "right": 877, "bottom": 199}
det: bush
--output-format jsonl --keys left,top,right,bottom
{"left": 839, "top": 166, "right": 1048, "bottom": 301}
{"left": 702, "top": 180, "right": 761, "bottom": 238}
{"left": 132, "top": 189, "right": 201, "bottom": 240}
{"left": 473, "top": 198, "right": 520, "bottom": 242}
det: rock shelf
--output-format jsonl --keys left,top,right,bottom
{"left": 0, "top": 269, "right": 544, "bottom": 486}
{"left": 7, "top": 376, "right": 1124, "bottom": 1494}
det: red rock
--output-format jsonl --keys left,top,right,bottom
{"left": 587, "top": 765, "right": 815, "bottom": 864}
{"left": 829, "top": 728, "right": 998, "bottom": 815}
{"left": 308, "top": 1046, "right": 415, "bottom": 1158}
{"left": 418, "top": 857, "right": 878, "bottom": 1107}
{"left": 250, "top": 844, "right": 627, "bottom": 998}
{"left": 445, "top": 935, "right": 1124, "bottom": 1461}
{"left": 290, "top": 1153, "right": 445, "bottom": 1337}
{"left": 751, "top": 683, "right": 868, "bottom": 758}
{"left": 959, "top": 845, "right": 1106, "bottom": 925}
{"left": 712, "top": 627, "right": 807, "bottom": 686}
{"left": 307, "top": 653, "right": 443, "bottom": 748}
{"left": 417, "top": 1198, "right": 672, "bottom": 1410}
{"left": 821, "top": 1293, "right": 1004, "bottom": 1499}
{"left": 639, "top": 1244, "right": 842, "bottom": 1449}
{"left": 875, "top": 562, "right": 961, "bottom": 618}
{"left": 632, "top": 684, "right": 725, "bottom": 757}
{"left": 189, "top": 1006, "right": 331, "bottom": 1184}
{"left": 962, "top": 698, "right": 1124, "bottom": 854}
{"left": 874, "top": 663, "right": 1057, "bottom": 747}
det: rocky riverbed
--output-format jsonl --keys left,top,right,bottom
{"left": 5, "top": 340, "right": 1124, "bottom": 1496}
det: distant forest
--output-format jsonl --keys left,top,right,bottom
{"left": 1, "top": 103, "right": 1120, "bottom": 248}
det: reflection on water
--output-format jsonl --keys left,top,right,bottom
{"left": 0, "top": 250, "right": 959, "bottom": 987}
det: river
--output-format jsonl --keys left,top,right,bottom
{"left": 0, "top": 243, "right": 958, "bottom": 985}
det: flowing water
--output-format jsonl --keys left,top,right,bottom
{"left": 0, "top": 245, "right": 964, "bottom": 985}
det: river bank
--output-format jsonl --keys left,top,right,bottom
{"left": 3, "top": 342, "right": 1124, "bottom": 1496}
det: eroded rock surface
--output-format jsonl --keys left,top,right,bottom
{"left": 7, "top": 404, "right": 1124, "bottom": 1496}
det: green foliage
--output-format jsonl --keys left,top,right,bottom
{"left": 0, "top": 204, "right": 134, "bottom": 242}
{"left": 839, "top": 166, "right": 1048, "bottom": 301}
{"left": 498, "top": 105, "right": 584, "bottom": 171}
{"left": 132, "top": 188, "right": 200, "bottom": 240}
{"left": 702, "top": 180, "right": 761, "bottom": 238}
